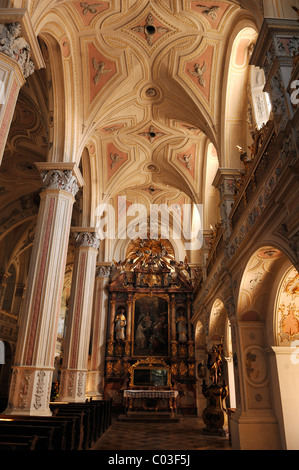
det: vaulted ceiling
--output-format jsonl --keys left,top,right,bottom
{"left": 0, "top": 0, "right": 264, "bottom": 265}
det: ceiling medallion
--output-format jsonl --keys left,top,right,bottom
{"left": 131, "top": 12, "right": 170, "bottom": 47}
{"left": 138, "top": 125, "right": 165, "bottom": 143}
{"left": 145, "top": 164, "right": 159, "bottom": 172}
{"left": 146, "top": 87, "right": 157, "bottom": 97}
{"left": 140, "top": 83, "right": 162, "bottom": 102}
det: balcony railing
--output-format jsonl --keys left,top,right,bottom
{"left": 230, "top": 120, "right": 276, "bottom": 231}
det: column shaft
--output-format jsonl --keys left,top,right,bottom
{"left": 59, "top": 230, "right": 99, "bottom": 403}
{"left": 86, "top": 265, "right": 110, "bottom": 399}
{"left": 5, "top": 166, "right": 81, "bottom": 416}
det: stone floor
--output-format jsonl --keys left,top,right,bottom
{"left": 91, "top": 416, "right": 232, "bottom": 451}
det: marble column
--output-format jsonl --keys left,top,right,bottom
{"left": 4, "top": 163, "right": 82, "bottom": 416}
{"left": 86, "top": 264, "right": 110, "bottom": 400}
{"left": 59, "top": 229, "right": 100, "bottom": 403}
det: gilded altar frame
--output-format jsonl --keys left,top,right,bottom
{"left": 128, "top": 356, "right": 172, "bottom": 388}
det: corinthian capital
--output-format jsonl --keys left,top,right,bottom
{"left": 0, "top": 22, "right": 34, "bottom": 78}
{"left": 40, "top": 169, "right": 80, "bottom": 197}
{"left": 72, "top": 230, "right": 100, "bottom": 250}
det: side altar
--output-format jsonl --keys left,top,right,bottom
{"left": 124, "top": 357, "right": 179, "bottom": 414}
{"left": 103, "top": 238, "right": 196, "bottom": 414}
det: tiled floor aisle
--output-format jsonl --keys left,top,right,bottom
{"left": 92, "top": 417, "right": 232, "bottom": 450}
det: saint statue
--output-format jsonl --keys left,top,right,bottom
{"left": 176, "top": 310, "right": 188, "bottom": 343}
{"left": 114, "top": 307, "right": 126, "bottom": 341}
{"left": 208, "top": 344, "right": 223, "bottom": 385}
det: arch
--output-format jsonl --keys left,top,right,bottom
{"left": 37, "top": 32, "right": 66, "bottom": 163}
{"left": 202, "top": 142, "right": 220, "bottom": 230}
{"left": 221, "top": 23, "right": 258, "bottom": 168}
{"left": 274, "top": 265, "right": 299, "bottom": 347}
{"left": 209, "top": 298, "right": 227, "bottom": 344}
{"left": 237, "top": 245, "right": 290, "bottom": 322}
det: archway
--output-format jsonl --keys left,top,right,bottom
{"left": 231, "top": 245, "right": 295, "bottom": 449}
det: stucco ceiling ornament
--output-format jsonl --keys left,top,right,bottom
{"left": 179, "top": 154, "right": 192, "bottom": 170}
{"left": 196, "top": 5, "right": 220, "bottom": 20}
{"left": 0, "top": 22, "right": 34, "bottom": 78}
{"left": 138, "top": 125, "right": 164, "bottom": 143}
{"left": 110, "top": 152, "right": 123, "bottom": 169}
{"left": 188, "top": 62, "right": 207, "bottom": 88}
{"left": 131, "top": 12, "right": 169, "bottom": 47}
{"left": 92, "top": 58, "right": 112, "bottom": 85}
{"left": 80, "top": 2, "right": 104, "bottom": 15}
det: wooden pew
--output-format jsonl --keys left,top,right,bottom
{"left": 1, "top": 414, "right": 79, "bottom": 450}
{"left": 0, "top": 424, "right": 55, "bottom": 450}
{"left": 50, "top": 403, "right": 94, "bottom": 449}
{"left": 0, "top": 434, "right": 39, "bottom": 450}
{"left": 51, "top": 408, "right": 84, "bottom": 450}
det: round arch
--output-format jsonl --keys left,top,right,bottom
{"left": 220, "top": 21, "right": 258, "bottom": 168}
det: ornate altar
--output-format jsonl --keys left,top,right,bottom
{"left": 123, "top": 357, "right": 178, "bottom": 413}
{"left": 104, "top": 238, "right": 196, "bottom": 414}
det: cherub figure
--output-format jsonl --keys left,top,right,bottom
{"left": 189, "top": 62, "right": 207, "bottom": 87}
{"left": 92, "top": 58, "right": 111, "bottom": 85}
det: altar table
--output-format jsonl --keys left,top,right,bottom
{"left": 123, "top": 389, "right": 179, "bottom": 413}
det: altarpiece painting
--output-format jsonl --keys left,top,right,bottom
{"left": 133, "top": 295, "right": 169, "bottom": 357}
